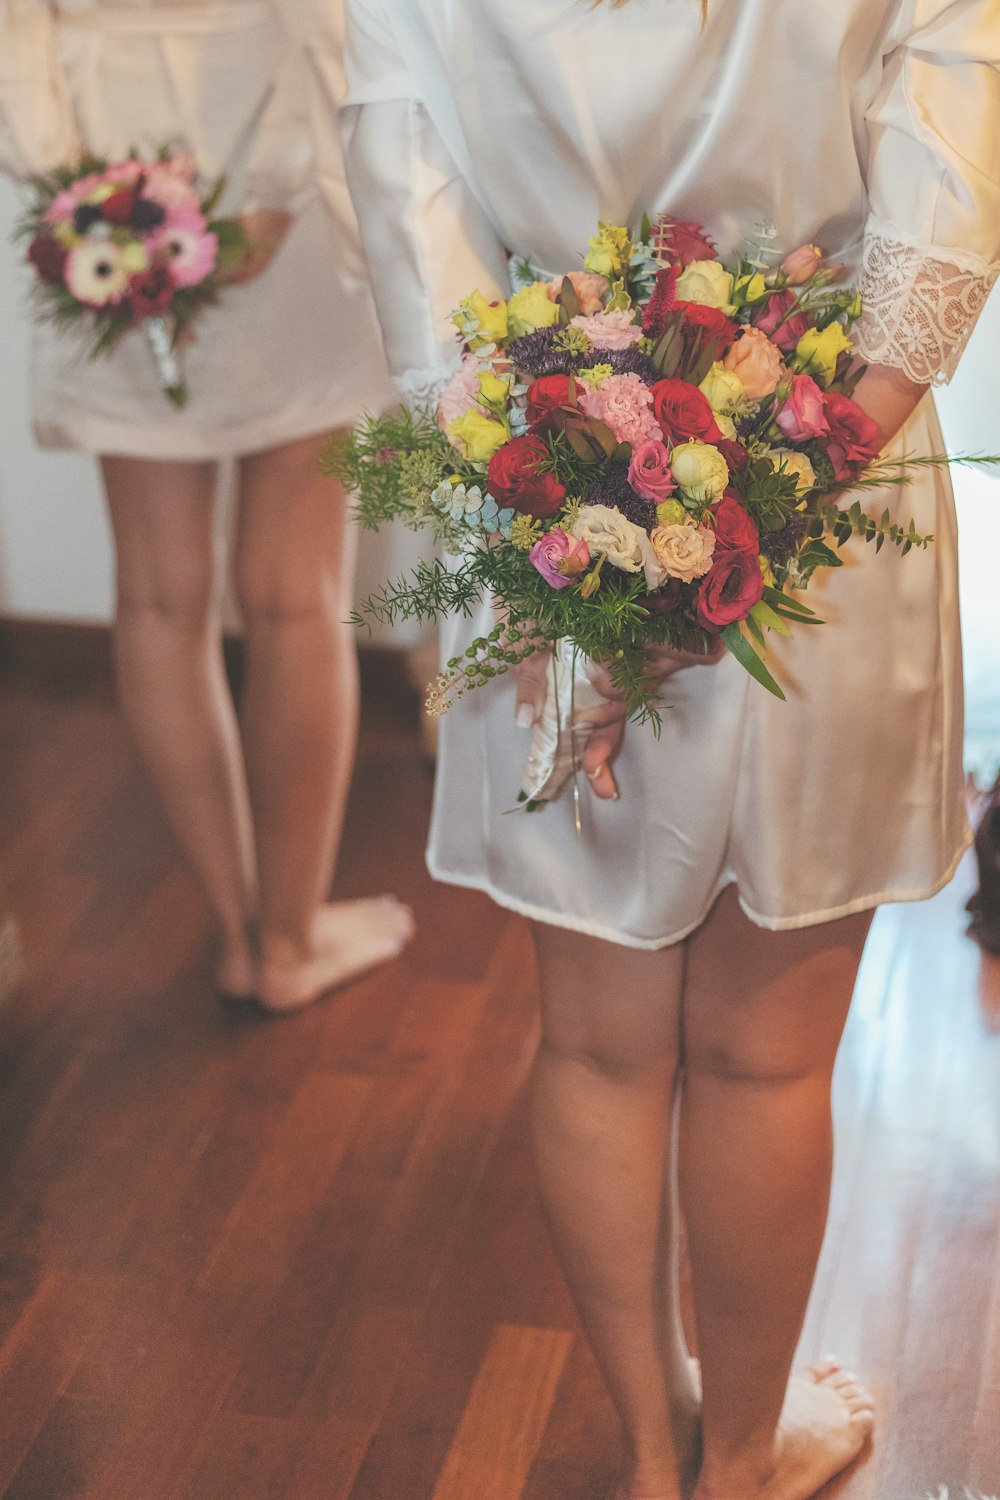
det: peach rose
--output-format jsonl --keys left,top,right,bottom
{"left": 722, "top": 327, "right": 785, "bottom": 401}
{"left": 547, "top": 270, "right": 608, "bottom": 316}
{"left": 780, "top": 244, "right": 823, "bottom": 284}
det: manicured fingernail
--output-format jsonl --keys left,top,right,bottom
{"left": 516, "top": 704, "right": 535, "bottom": 729}
{"left": 586, "top": 763, "right": 605, "bottom": 780}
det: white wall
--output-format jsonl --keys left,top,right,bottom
{"left": 1, "top": 166, "right": 997, "bottom": 632}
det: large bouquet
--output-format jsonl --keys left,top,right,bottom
{"left": 333, "top": 216, "right": 984, "bottom": 804}
{"left": 18, "top": 150, "right": 248, "bottom": 406}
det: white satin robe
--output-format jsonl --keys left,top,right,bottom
{"left": 0, "top": 0, "right": 394, "bottom": 457}
{"left": 342, "top": 0, "right": 1000, "bottom": 946}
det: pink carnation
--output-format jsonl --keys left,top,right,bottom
{"left": 569, "top": 309, "right": 644, "bottom": 350}
{"left": 580, "top": 374, "right": 663, "bottom": 446}
{"left": 437, "top": 353, "right": 485, "bottom": 429}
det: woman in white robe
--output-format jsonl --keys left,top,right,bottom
{"left": 0, "top": 0, "right": 413, "bottom": 1009}
{"left": 341, "top": 1, "right": 1000, "bottom": 1495}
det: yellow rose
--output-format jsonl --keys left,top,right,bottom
{"left": 446, "top": 409, "right": 508, "bottom": 462}
{"left": 477, "top": 369, "right": 512, "bottom": 410}
{"left": 670, "top": 440, "right": 730, "bottom": 503}
{"left": 655, "top": 498, "right": 690, "bottom": 528}
{"left": 507, "top": 281, "right": 561, "bottom": 337}
{"left": 584, "top": 223, "right": 633, "bottom": 279}
{"left": 452, "top": 290, "right": 509, "bottom": 350}
{"left": 674, "top": 259, "right": 736, "bottom": 314}
{"left": 734, "top": 271, "right": 768, "bottom": 306}
{"left": 699, "top": 362, "right": 745, "bottom": 416}
{"left": 795, "top": 322, "right": 852, "bottom": 387}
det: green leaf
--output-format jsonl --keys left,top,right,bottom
{"left": 749, "top": 600, "right": 792, "bottom": 638}
{"left": 762, "top": 585, "right": 816, "bottom": 618}
{"left": 558, "top": 275, "right": 580, "bottom": 321}
{"left": 721, "top": 624, "right": 786, "bottom": 700}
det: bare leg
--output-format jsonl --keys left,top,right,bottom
{"left": 233, "top": 433, "right": 413, "bottom": 1012}
{"left": 531, "top": 923, "right": 698, "bottom": 1500}
{"left": 682, "top": 888, "right": 875, "bottom": 1500}
{"left": 102, "top": 456, "right": 257, "bottom": 990}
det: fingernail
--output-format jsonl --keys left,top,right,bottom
{"left": 516, "top": 704, "right": 535, "bottom": 729}
{"left": 586, "top": 763, "right": 605, "bottom": 780}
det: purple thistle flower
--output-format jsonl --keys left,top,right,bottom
{"left": 507, "top": 327, "right": 569, "bottom": 378}
{"left": 585, "top": 347, "right": 660, "bottom": 384}
{"left": 759, "top": 511, "right": 810, "bottom": 561}
{"left": 590, "top": 463, "right": 658, "bottom": 533}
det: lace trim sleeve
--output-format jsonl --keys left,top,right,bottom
{"left": 853, "top": 225, "right": 1000, "bottom": 386}
{"left": 394, "top": 360, "right": 460, "bottom": 411}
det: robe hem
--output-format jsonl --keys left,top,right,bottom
{"left": 426, "top": 829, "right": 972, "bottom": 950}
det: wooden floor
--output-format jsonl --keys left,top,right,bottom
{"left": 1, "top": 650, "right": 999, "bottom": 1500}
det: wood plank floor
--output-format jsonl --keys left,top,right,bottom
{"left": 1, "top": 651, "right": 999, "bottom": 1500}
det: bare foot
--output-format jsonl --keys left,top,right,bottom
{"left": 694, "top": 1361, "right": 874, "bottom": 1500}
{"left": 256, "top": 897, "right": 414, "bottom": 1014}
{"left": 216, "top": 944, "right": 258, "bottom": 1003}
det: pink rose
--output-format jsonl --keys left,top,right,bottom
{"left": 628, "top": 438, "right": 676, "bottom": 502}
{"left": 780, "top": 243, "right": 824, "bottom": 284}
{"left": 754, "top": 289, "right": 812, "bottom": 353}
{"left": 547, "top": 270, "right": 608, "bottom": 316}
{"left": 722, "top": 327, "right": 785, "bottom": 401}
{"left": 775, "top": 374, "right": 830, "bottom": 442}
{"left": 529, "top": 528, "right": 592, "bottom": 589}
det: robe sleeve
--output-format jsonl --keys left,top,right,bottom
{"left": 857, "top": 0, "right": 1000, "bottom": 385}
{"left": 0, "top": 1, "right": 80, "bottom": 179}
{"left": 340, "top": 0, "right": 510, "bottom": 405}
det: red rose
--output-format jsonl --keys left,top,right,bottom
{"left": 101, "top": 189, "right": 139, "bottom": 226}
{"left": 526, "top": 374, "right": 578, "bottom": 427}
{"left": 27, "top": 234, "right": 68, "bottom": 286}
{"left": 487, "top": 435, "right": 566, "bottom": 518}
{"left": 818, "top": 392, "right": 882, "bottom": 482}
{"left": 711, "top": 490, "right": 760, "bottom": 552}
{"left": 650, "top": 378, "right": 722, "bottom": 446}
{"left": 695, "top": 548, "right": 765, "bottom": 631}
{"left": 675, "top": 300, "right": 738, "bottom": 349}
{"left": 129, "top": 266, "right": 176, "bottom": 318}
{"left": 716, "top": 438, "right": 750, "bottom": 475}
{"left": 650, "top": 215, "right": 718, "bottom": 267}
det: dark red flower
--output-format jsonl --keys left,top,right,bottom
{"left": 711, "top": 490, "right": 760, "bottom": 553}
{"left": 101, "top": 189, "right": 139, "bottom": 226}
{"left": 525, "top": 374, "right": 579, "bottom": 427}
{"left": 27, "top": 234, "right": 68, "bottom": 286}
{"left": 650, "top": 215, "right": 718, "bottom": 267}
{"left": 487, "top": 435, "right": 566, "bottom": 518}
{"left": 675, "top": 300, "right": 739, "bottom": 349}
{"left": 716, "top": 438, "right": 750, "bottom": 475}
{"left": 649, "top": 378, "right": 722, "bottom": 446}
{"left": 818, "top": 392, "right": 882, "bottom": 482}
{"left": 128, "top": 266, "right": 176, "bottom": 319}
{"left": 695, "top": 548, "right": 765, "bottom": 630}
{"left": 642, "top": 266, "right": 680, "bottom": 339}
{"left": 640, "top": 578, "right": 684, "bottom": 615}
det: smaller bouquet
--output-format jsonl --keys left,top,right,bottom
{"left": 18, "top": 150, "right": 248, "bottom": 406}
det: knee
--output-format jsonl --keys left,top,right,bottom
{"left": 115, "top": 556, "right": 216, "bottom": 627}
{"left": 232, "top": 546, "right": 337, "bottom": 624}
{"left": 538, "top": 1026, "right": 679, "bottom": 1089}
{"left": 684, "top": 1032, "right": 833, "bottom": 1089}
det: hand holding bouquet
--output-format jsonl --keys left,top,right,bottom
{"left": 18, "top": 150, "right": 249, "bottom": 406}
{"left": 331, "top": 214, "right": 997, "bottom": 804}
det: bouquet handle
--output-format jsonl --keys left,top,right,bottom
{"left": 520, "top": 639, "right": 608, "bottom": 806}
{"left": 144, "top": 317, "right": 188, "bottom": 408}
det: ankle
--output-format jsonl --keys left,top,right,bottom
{"left": 258, "top": 927, "right": 313, "bottom": 972}
{"left": 697, "top": 1436, "right": 780, "bottom": 1498}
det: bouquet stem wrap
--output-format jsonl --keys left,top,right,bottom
{"left": 520, "top": 639, "right": 608, "bottom": 806}
{"left": 144, "top": 317, "right": 188, "bottom": 408}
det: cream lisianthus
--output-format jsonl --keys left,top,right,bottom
{"left": 670, "top": 440, "right": 730, "bottom": 503}
{"left": 648, "top": 522, "right": 717, "bottom": 584}
{"left": 65, "top": 240, "right": 129, "bottom": 306}
{"left": 675, "top": 259, "right": 736, "bottom": 314}
{"left": 570, "top": 504, "right": 650, "bottom": 574}
{"left": 770, "top": 448, "right": 817, "bottom": 497}
{"left": 699, "top": 361, "right": 744, "bottom": 416}
{"left": 507, "top": 281, "right": 560, "bottom": 336}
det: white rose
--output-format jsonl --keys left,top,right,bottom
{"left": 770, "top": 447, "right": 817, "bottom": 497}
{"left": 675, "top": 259, "right": 736, "bottom": 314}
{"left": 699, "top": 362, "right": 744, "bottom": 416}
{"left": 647, "top": 523, "right": 717, "bottom": 586}
{"left": 571, "top": 504, "right": 650, "bottom": 574}
{"left": 670, "top": 440, "right": 730, "bottom": 503}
